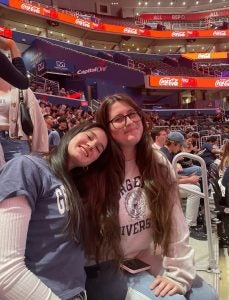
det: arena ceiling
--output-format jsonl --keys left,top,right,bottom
{"left": 39, "top": 0, "right": 229, "bottom": 15}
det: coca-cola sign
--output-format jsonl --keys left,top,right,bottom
{"left": 21, "top": 3, "right": 41, "bottom": 14}
{"left": 159, "top": 78, "right": 179, "bottom": 87}
{"left": 215, "top": 79, "right": 229, "bottom": 87}
{"left": 197, "top": 53, "right": 211, "bottom": 59}
{"left": 213, "top": 30, "right": 227, "bottom": 36}
{"left": 171, "top": 31, "right": 186, "bottom": 37}
{"left": 75, "top": 19, "right": 90, "bottom": 28}
{"left": 123, "top": 27, "right": 138, "bottom": 35}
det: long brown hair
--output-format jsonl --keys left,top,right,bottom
{"left": 96, "top": 94, "right": 177, "bottom": 256}
{"left": 219, "top": 141, "right": 229, "bottom": 170}
{"left": 49, "top": 121, "right": 114, "bottom": 252}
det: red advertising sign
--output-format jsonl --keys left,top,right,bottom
{"left": 146, "top": 75, "right": 229, "bottom": 89}
{"left": 140, "top": 9, "right": 229, "bottom": 21}
{"left": 0, "top": 26, "right": 13, "bottom": 38}
{"left": 9, "top": 0, "right": 59, "bottom": 19}
{"left": 7, "top": 0, "right": 229, "bottom": 39}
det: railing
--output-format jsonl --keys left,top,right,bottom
{"left": 172, "top": 153, "right": 219, "bottom": 272}
{"left": 89, "top": 99, "right": 100, "bottom": 112}
{"left": 200, "top": 134, "right": 222, "bottom": 148}
{"left": 29, "top": 73, "right": 60, "bottom": 95}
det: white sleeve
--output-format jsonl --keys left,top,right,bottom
{"left": 0, "top": 197, "right": 60, "bottom": 300}
{"left": 156, "top": 151, "right": 196, "bottom": 294}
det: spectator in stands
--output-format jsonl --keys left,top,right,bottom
{"left": 151, "top": 127, "right": 168, "bottom": 150}
{"left": 190, "top": 132, "right": 200, "bottom": 153}
{"left": 0, "top": 40, "right": 48, "bottom": 163}
{"left": 35, "top": 84, "right": 45, "bottom": 93}
{"left": 85, "top": 94, "right": 216, "bottom": 300}
{"left": 56, "top": 116, "right": 68, "bottom": 138}
{"left": 44, "top": 114, "right": 60, "bottom": 151}
{"left": 0, "top": 121, "right": 110, "bottom": 300}
{"left": 59, "top": 87, "right": 67, "bottom": 97}
{"left": 0, "top": 36, "right": 29, "bottom": 89}
{"left": 199, "top": 136, "right": 223, "bottom": 170}
{"left": 160, "top": 132, "right": 206, "bottom": 240}
{"left": 160, "top": 131, "right": 186, "bottom": 163}
{"left": 68, "top": 117, "right": 79, "bottom": 129}
{"left": 179, "top": 137, "right": 202, "bottom": 176}
{"left": 0, "top": 37, "right": 29, "bottom": 165}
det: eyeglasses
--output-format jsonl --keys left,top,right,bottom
{"left": 108, "top": 110, "right": 141, "bottom": 129}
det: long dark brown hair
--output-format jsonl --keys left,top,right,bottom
{"left": 219, "top": 140, "right": 229, "bottom": 170}
{"left": 96, "top": 94, "right": 178, "bottom": 256}
{"left": 49, "top": 121, "right": 115, "bottom": 252}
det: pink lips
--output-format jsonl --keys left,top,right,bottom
{"left": 79, "top": 145, "right": 89, "bottom": 157}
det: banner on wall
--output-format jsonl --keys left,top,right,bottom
{"left": 23, "top": 39, "right": 144, "bottom": 87}
{"left": 181, "top": 52, "right": 228, "bottom": 60}
{"left": 7, "top": 0, "right": 229, "bottom": 39}
{"left": 145, "top": 75, "right": 229, "bottom": 89}
{"left": 140, "top": 9, "right": 229, "bottom": 21}
{"left": 36, "top": 58, "right": 75, "bottom": 75}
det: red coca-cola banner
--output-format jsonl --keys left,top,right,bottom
{"left": 140, "top": 9, "right": 229, "bottom": 21}
{"left": 0, "top": 26, "right": 13, "bottom": 38}
{"left": 7, "top": 1, "right": 229, "bottom": 39}
{"left": 146, "top": 75, "right": 229, "bottom": 89}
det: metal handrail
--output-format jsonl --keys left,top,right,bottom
{"left": 172, "top": 152, "right": 218, "bottom": 272}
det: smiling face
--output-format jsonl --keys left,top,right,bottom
{"left": 108, "top": 101, "right": 143, "bottom": 152}
{"left": 67, "top": 127, "right": 108, "bottom": 170}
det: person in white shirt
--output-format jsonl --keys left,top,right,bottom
{"left": 84, "top": 94, "right": 218, "bottom": 300}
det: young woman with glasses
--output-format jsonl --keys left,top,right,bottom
{"left": 84, "top": 94, "right": 218, "bottom": 300}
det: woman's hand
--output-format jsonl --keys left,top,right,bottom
{"left": 0, "top": 36, "right": 12, "bottom": 50}
{"left": 0, "top": 36, "right": 20, "bottom": 58}
{"left": 150, "top": 275, "right": 181, "bottom": 297}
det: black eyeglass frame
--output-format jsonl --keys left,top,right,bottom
{"left": 107, "top": 110, "right": 142, "bottom": 129}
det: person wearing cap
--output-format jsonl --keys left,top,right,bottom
{"left": 160, "top": 132, "right": 206, "bottom": 240}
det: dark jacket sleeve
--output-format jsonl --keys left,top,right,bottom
{"left": 222, "top": 167, "right": 229, "bottom": 188}
{"left": 0, "top": 52, "right": 29, "bottom": 89}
